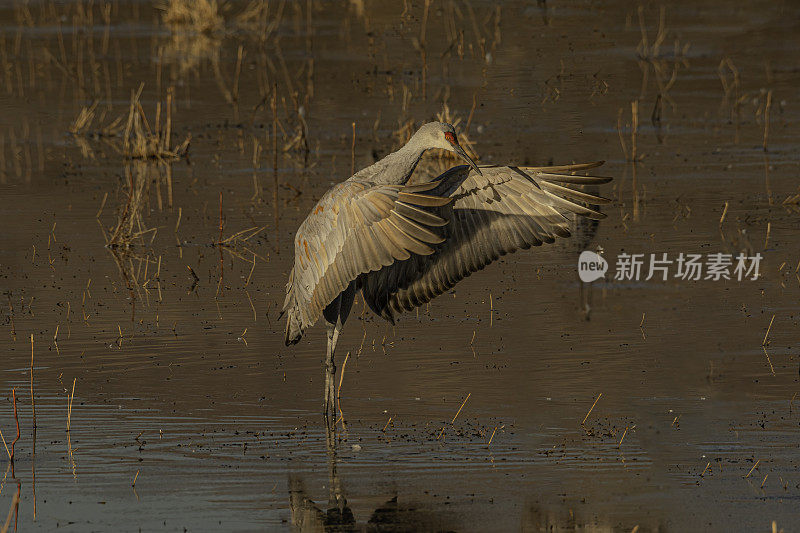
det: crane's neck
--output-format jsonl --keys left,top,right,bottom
{"left": 352, "top": 135, "right": 429, "bottom": 185}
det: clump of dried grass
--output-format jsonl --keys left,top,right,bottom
{"left": 160, "top": 0, "right": 224, "bottom": 35}
{"left": 105, "top": 161, "right": 157, "bottom": 249}
{"left": 70, "top": 85, "right": 189, "bottom": 160}
{"left": 70, "top": 101, "right": 125, "bottom": 158}
{"left": 70, "top": 101, "right": 101, "bottom": 136}
{"left": 121, "top": 84, "right": 190, "bottom": 160}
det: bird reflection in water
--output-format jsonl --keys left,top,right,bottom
{"left": 288, "top": 422, "right": 456, "bottom": 532}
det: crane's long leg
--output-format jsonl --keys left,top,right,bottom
{"left": 325, "top": 400, "right": 348, "bottom": 519}
{"left": 324, "top": 321, "right": 340, "bottom": 425}
{"left": 322, "top": 282, "right": 356, "bottom": 429}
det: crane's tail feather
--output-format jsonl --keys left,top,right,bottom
{"left": 284, "top": 306, "right": 303, "bottom": 346}
{"left": 283, "top": 268, "right": 304, "bottom": 345}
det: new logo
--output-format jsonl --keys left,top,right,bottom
{"left": 578, "top": 250, "right": 608, "bottom": 283}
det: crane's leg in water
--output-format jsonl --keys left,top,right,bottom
{"left": 323, "top": 282, "right": 356, "bottom": 426}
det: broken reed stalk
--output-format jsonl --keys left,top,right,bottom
{"left": 218, "top": 191, "right": 224, "bottom": 244}
{"left": 762, "top": 347, "right": 775, "bottom": 375}
{"left": 719, "top": 201, "right": 728, "bottom": 228}
{"left": 245, "top": 255, "right": 256, "bottom": 287}
{"left": 30, "top": 334, "right": 35, "bottom": 429}
{"left": 350, "top": 121, "right": 356, "bottom": 176}
{"left": 487, "top": 426, "right": 498, "bottom": 446}
{"left": 232, "top": 45, "right": 244, "bottom": 105}
{"left": 630, "top": 100, "right": 639, "bottom": 161}
{"left": 617, "top": 101, "right": 640, "bottom": 162}
{"left": 420, "top": 0, "right": 431, "bottom": 100}
{"left": 272, "top": 83, "right": 278, "bottom": 173}
{"left": 0, "top": 487, "right": 19, "bottom": 533}
{"left": 271, "top": 82, "right": 279, "bottom": 237}
{"left": 451, "top": 393, "right": 471, "bottom": 424}
{"left": 0, "top": 428, "right": 9, "bottom": 460}
{"left": 96, "top": 192, "right": 108, "bottom": 219}
{"left": 438, "top": 393, "right": 472, "bottom": 440}
{"left": 618, "top": 426, "right": 629, "bottom": 447}
{"left": 465, "top": 93, "right": 478, "bottom": 134}
{"left": 9, "top": 389, "right": 19, "bottom": 462}
{"left": 762, "top": 314, "right": 775, "bottom": 346}
{"left": 67, "top": 378, "right": 76, "bottom": 433}
{"left": 581, "top": 392, "right": 602, "bottom": 425}
{"left": 6, "top": 296, "right": 14, "bottom": 341}
{"left": 763, "top": 89, "right": 772, "bottom": 152}
{"left": 616, "top": 108, "right": 628, "bottom": 160}
{"left": 745, "top": 459, "right": 760, "bottom": 478}
{"left": 336, "top": 352, "right": 350, "bottom": 401}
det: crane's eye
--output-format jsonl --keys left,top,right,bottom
{"left": 444, "top": 131, "right": 457, "bottom": 145}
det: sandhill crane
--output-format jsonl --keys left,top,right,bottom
{"left": 282, "top": 121, "right": 612, "bottom": 420}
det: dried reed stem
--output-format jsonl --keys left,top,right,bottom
{"left": 745, "top": 460, "right": 760, "bottom": 478}
{"left": 581, "top": 393, "right": 602, "bottom": 425}
{"left": 0, "top": 430, "right": 9, "bottom": 460}
{"left": 618, "top": 426, "right": 629, "bottom": 447}
{"left": 487, "top": 426, "right": 498, "bottom": 446}
{"left": 631, "top": 100, "right": 639, "bottom": 161}
{"left": 9, "top": 389, "right": 18, "bottom": 462}
{"left": 350, "top": 122, "right": 356, "bottom": 176}
{"left": 218, "top": 191, "right": 224, "bottom": 244}
{"left": 719, "top": 201, "right": 728, "bottom": 228}
{"left": 336, "top": 352, "right": 350, "bottom": 401}
{"left": 6, "top": 297, "right": 14, "bottom": 341}
{"left": 0, "top": 487, "right": 19, "bottom": 533}
{"left": 762, "top": 89, "right": 772, "bottom": 152}
{"left": 30, "top": 335, "right": 35, "bottom": 429}
{"left": 67, "top": 378, "right": 76, "bottom": 432}
{"left": 762, "top": 314, "right": 775, "bottom": 346}
{"left": 451, "top": 393, "right": 471, "bottom": 424}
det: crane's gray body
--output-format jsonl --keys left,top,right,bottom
{"left": 281, "top": 121, "right": 611, "bottom": 420}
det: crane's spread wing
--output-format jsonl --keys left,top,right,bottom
{"left": 284, "top": 178, "right": 451, "bottom": 344}
{"left": 360, "top": 162, "right": 612, "bottom": 321}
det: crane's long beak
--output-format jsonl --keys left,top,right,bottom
{"left": 450, "top": 142, "right": 482, "bottom": 175}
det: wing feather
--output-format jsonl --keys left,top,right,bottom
{"left": 284, "top": 179, "right": 447, "bottom": 343}
{"left": 361, "top": 163, "right": 611, "bottom": 320}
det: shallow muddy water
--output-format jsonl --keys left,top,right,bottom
{"left": 1, "top": 0, "right": 799, "bottom": 531}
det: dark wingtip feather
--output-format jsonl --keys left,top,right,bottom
{"left": 284, "top": 308, "right": 303, "bottom": 346}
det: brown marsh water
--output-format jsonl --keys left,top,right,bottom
{"left": 1, "top": 0, "right": 799, "bottom": 531}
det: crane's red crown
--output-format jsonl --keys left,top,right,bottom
{"left": 444, "top": 131, "right": 457, "bottom": 145}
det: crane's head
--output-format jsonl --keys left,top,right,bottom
{"left": 418, "top": 122, "right": 482, "bottom": 175}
